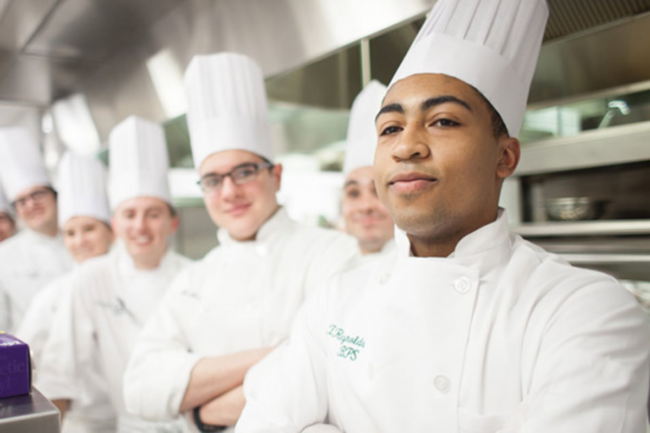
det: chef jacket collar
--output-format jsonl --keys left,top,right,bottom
{"left": 23, "top": 227, "right": 63, "bottom": 246}
{"left": 396, "top": 208, "right": 512, "bottom": 261}
{"left": 116, "top": 241, "right": 175, "bottom": 277}
{"left": 217, "top": 206, "right": 290, "bottom": 248}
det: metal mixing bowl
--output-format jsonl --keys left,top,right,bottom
{"left": 545, "top": 197, "right": 609, "bottom": 221}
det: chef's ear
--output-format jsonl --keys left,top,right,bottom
{"left": 272, "top": 163, "right": 283, "bottom": 192}
{"left": 168, "top": 204, "right": 180, "bottom": 235}
{"left": 496, "top": 136, "right": 520, "bottom": 180}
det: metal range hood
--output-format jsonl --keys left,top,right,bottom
{"left": 0, "top": 0, "right": 648, "bottom": 145}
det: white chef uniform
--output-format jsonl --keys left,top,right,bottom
{"left": 16, "top": 152, "right": 116, "bottom": 432}
{"left": 237, "top": 0, "right": 650, "bottom": 431}
{"left": 123, "top": 53, "right": 358, "bottom": 431}
{"left": 239, "top": 210, "right": 650, "bottom": 432}
{"left": 38, "top": 117, "right": 192, "bottom": 433}
{"left": 0, "top": 127, "right": 73, "bottom": 332}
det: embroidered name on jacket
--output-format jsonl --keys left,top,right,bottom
{"left": 327, "top": 324, "right": 365, "bottom": 361}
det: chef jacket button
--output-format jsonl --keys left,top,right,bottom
{"left": 433, "top": 375, "right": 450, "bottom": 393}
{"left": 255, "top": 245, "right": 268, "bottom": 256}
{"left": 379, "top": 273, "right": 391, "bottom": 285}
{"left": 454, "top": 277, "right": 471, "bottom": 294}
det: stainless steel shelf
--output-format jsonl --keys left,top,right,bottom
{"left": 511, "top": 220, "right": 650, "bottom": 237}
{"left": 559, "top": 254, "right": 650, "bottom": 264}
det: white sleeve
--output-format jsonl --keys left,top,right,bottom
{"left": 0, "top": 281, "right": 10, "bottom": 332}
{"left": 37, "top": 276, "right": 92, "bottom": 401}
{"left": 237, "top": 283, "right": 331, "bottom": 433}
{"left": 15, "top": 281, "right": 61, "bottom": 375}
{"left": 123, "top": 269, "right": 202, "bottom": 421}
{"left": 523, "top": 278, "right": 650, "bottom": 432}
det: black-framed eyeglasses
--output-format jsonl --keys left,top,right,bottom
{"left": 197, "top": 162, "right": 273, "bottom": 193}
{"left": 12, "top": 188, "right": 52, "bottom": 210}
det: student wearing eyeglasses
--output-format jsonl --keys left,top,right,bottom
{"left": 123, "top": 52, "right": 358, "bottom": 432}
{"left": 0, "top": 128, "right": 74, "bottom": 332}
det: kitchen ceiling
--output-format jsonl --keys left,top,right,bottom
{"left": 0, "top": 0, "right": 186, "bottom": 105}
{"left": 0, "top": 0, "right": 648, "bottom": 108}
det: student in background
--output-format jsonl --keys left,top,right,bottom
{"left": 0, "top": 127, "right": 73, "bottom": 332}
{"left": 124, "top": 52, "right": 357, "bottom": 432}
{"left": 39, "top": 117, "right": 191, "bottom": 432}
{"left": 18, "top": 152, "right": 116, "bottom": 433}
{"left": 341, "top": 80, "right": 394, "bottom": 263}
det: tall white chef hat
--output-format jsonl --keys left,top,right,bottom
{"left": 0, "top": 185, "right": 12, "bottom": 216}
{"left": 184, "top": 52, "right": 273, "bottom": 170}
{"left": 57, "top": 152, "right": 110, "bottom": 228}
{"left": 389, "top": 0, "right": 548, "bottom": 138}
{"left": 343, "top": 80, "right": 387, "bottom": 175}
{"left": 0, "top": 127, "right": 51, "bottom": 201}
{"left": 108, "top": 116, "right": 171, "bottom": 210}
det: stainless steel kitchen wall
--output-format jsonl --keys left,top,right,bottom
{"left": 75, "top": 0, "right": 437, "bottom": 141}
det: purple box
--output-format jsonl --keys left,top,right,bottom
{"left": 0, "top": 332, "right": 31, "bottom": 399}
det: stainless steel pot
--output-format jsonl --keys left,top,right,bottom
{"left": 545, "top": 197, "right": 609, "bottom": 221}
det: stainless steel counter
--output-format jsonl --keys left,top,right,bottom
{"left": 0, "top": 388, "right": 60, "bottom": 432}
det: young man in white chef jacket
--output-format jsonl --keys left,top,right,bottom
{"left": 0, "top": 128, "right": 74, "bottom": 332}
{"left": 17, "top": 152, "right": 116, "bottom": 432}
{"left": 38, "top": 116, "right": 191, "bottom": 432}
{"left": 123, "top": 52, "right": 358, "bottom": 432}
{"left": 341, "top": 80, "right": 394, "bottom": 262}
{"left": 236, "top": 0, "right": 650, "bottom": 432}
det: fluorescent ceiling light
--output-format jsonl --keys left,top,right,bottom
{"left": 52, "top": 93, "right": 101, "bottom": 155}
{"left": 147, "top": 49, "right": 187, "bottom": 119}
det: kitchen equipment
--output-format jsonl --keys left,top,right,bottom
{"left": 0, "top": 388, "right": 60, "bottom": 432}
{"left": 545, "top": 197, "right": 609, "bottom": 221}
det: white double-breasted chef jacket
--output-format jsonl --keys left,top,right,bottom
{"left": 38, "top": 244, "right": 191, "bottom": 432}
{"left": 17, "top": 271, "right": 117, "bottom": 433}
{"left": 0, "top": 229, "right": 73, "bottom": 332}
{"left": 124, "top": 208, "right": 358, "bottom": 428}
{"left": 237, "top": 210, "right": 650, "bottom": 433}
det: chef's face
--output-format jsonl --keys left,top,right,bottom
{"left": 342, "top": 166, "right": 394, "bottom": 255}
{"left": 200, "top": 150, "right": 281, "bottom": 241}
{"left": 0, "top": 212, "right": 15, "bottom": 242}
{"left": 13, "top": 185, "right": 58, "bottom": 234}
{"left": 374, "top": 74, "right": 519, "bottom": 256}
{"left": 63, "top": 216, "right": 114, "bottom": 264}
{"left": 111, "top": 197, "right": 178, "bottom": 267}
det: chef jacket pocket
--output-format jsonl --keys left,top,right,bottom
{"left": 458, "top": 402, "right": 528, "bottom": 433}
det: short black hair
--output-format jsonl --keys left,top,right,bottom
{"left": 471, "top": 86, "right": 509, "bottom": 139}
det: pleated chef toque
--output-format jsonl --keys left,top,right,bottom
{"left": 389, "top": 0, "right": 549, "bottom": 138}
{"left": 343, "top": 80, "right": 387, "bottom": 175}
{"left": 0, "top": 128, "right": 51, "bottom": 201}
{"left": 184, "top": 52, "right": 273, "bottom": 170}
{"left": 57, "top": 152, "right": 110, "bottom": 228}
{"left": 108, "top": 116, "right": 171, "bottom": 210}
{"left": 0, "top": 184, "right": 11, "bottom": 216}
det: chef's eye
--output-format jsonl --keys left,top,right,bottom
{"left": 204, "top": 177, "right": 221, "bottom": 189}
{"left": 433, "top": 118, "right": 459, "bottom": 127}
{"left": 380, "top": 125, "right": 401, "bottom": 136}
{"left": 345, "top": 189, "right": 361, "bottom": 199}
